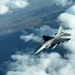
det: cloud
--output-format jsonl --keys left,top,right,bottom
{"left": 53, "top": 0, "right": 73, "bottom": 6}
{"left": 7, "top": 22, "right": 75, "bottom": 75}
{"left": 58, "top": 5, "right": 75, "bottom": 29}
{"left": 6, "top": 2, "right": 75, "bottom": 75}
{"left": 66, "top": 5, "right": 75, "bottom": 15}
{"left": 6, "top": 52, "right": 75, "bottom": 75}
{"left": 20, "top": 33, "right": 42, "bottom": 42}
{"left": 0, "top": 0, "right": 73, "bottom": 15}
{"left": 59, "top": 63, "right": 75, "bottom": 75}
{"left": 56, "top": 5, "right": 75, "bottom": 75}
{"left": 58, "top": 13, "right": 75, "bottom": 29}
{"left": 11, "top": 0, "right": 29, "bottom": 8}
{"left": 58, "top": 5, "right": 75, "bottom": 52}
{"left": 35, "top": 25, "right": 57, "bottom": 37}
{"left": 0, "top": 0, "right": 29, "bottom": 15}
{"left": 0, "top": 5, "right": 9, "bottom": 15}
{"left": 5, "top": 52, "right": 64, "bottom": 75}
{"left": 20, "top": 25, "right": 57, "bottom": 43}
{"left": 17, "top": 5, "right": 75, "bottom": 75}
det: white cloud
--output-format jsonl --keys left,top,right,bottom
{"left": 12, "top": 0, "right": 29, "bottom": 8}
{"left": 58, "top": 13, "right": 75, "bottom": 29}
{"left": 20, "top": 33, "right": 42, "bottom": 42}
{"left": 6, "top": 3, "right": 75, "bottom": 75}
{"left": 66, "top": 5, "right": 75, "bottom": 15}
{"left": 58, "top": 5, "right": 75, "bottom": 52}
{"left": 20, "top": 25, "right": 57, "bottom": 43}
{"left": 63, "top": 29, "right": 75, "bottom": 52}
{"left": 53, "top": 0, "right": 73, "bottom": 6}
{"left": 35, "top": 25, "right": 57, "bottom": 37}
{"left": 0, "top": 0, "right": 29, "bottom": 15}
{"left": 59, "top": 63, "right": 75, "bottom": 75}
{"left": 0, "top": 0, "right": 73, "bottom": 15}
{"left": 6, "top": 52, "right": 75, "bottom": 75}
{"left": 57, "top": 5, "right": 75, "bottom": 75}
{"left": 0, "top": 5, "right": 9, "bottom": 14}
{"left": 58, "top": 5, "right": 75, "bottom": 29}
{"left": 15, "top": 4, "right": 75, "bottom": 75}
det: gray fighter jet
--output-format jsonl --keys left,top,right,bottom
{"left": 35, "top": 24, "right": 71, "bottom": 54}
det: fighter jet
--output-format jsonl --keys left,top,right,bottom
{"left": 35, "top": 24, "right": 71, "bottom": 54}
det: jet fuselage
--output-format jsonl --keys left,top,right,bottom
{"left": 42, "top": 32, "right": 64, "bottom": 49}
{"left": 35, "top": 24, "right": 71, "bottom": 54}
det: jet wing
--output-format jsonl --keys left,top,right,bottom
{"left": 50, "top": 38, "right": 71, "bottom": 49}
{"left": 53, "top": 38, "right": 71, "bottom": 44}
{"left": 35, "top": 38, "right": 71, "bottom": 54}
{"left": 63, "top": 33, "right": 71, "bottom": 36}
{"left": 42, "top": 35, "right": 53, "bottom": 42}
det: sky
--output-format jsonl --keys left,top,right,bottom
{"left": 0, "top": 0, "right": 73, "bottom": 15}
{"left": 0, "top": 0, "right": 29, "bottom": 15}
{"left": 0, "top": 0, "right": 75, "bottom": 75}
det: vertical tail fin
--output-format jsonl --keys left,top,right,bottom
{"left": 56, "top": 23, "right": 63, "bottom": 36}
